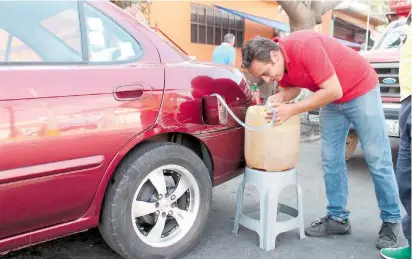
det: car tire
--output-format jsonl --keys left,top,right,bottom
{"left": 99, "top": 142, "right": 212, "bottom": 259}
{"left": 345, "top": 130, "right": 359, "bottom": 161}
{"left": 99, "top": 199, "right": 125, "bottom": 257}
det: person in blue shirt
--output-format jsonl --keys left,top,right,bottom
{"left": 212, "top": 33, "right": 236, "bottom": 65}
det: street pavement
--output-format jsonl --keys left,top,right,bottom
{"left": 4, "top": 138, "right": 406, "bottom": 259}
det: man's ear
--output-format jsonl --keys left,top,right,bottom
{"left": 269, "top": 50, "right": 278, "bottom": 62}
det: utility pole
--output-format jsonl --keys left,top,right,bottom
{"left": 138, "top": 0, "right": 152, "bottom": 24}
{"left": 365, "top": 0, "right": 372, "bottom": 50}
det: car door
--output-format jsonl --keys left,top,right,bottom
{"left": 0, "top": 1, "right": 164, "bottom": 239}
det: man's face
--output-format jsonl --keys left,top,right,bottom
{"left": 247, "top": 51, "right": 285, "bottom": 84}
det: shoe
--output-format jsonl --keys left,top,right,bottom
{"left": 304, "top": 216, "right": 351, "bottom": 237}
{"left": 380, "top": 246, "right": 411, "bottom": 259}
{"left": 377, "top": 222, "right": 401, "bottom": 249}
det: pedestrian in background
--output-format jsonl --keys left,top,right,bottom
{"left": 212, "top": 33, "right": 236, "bottom": 66}
{"left": 380, "top": 11, "right": 411, "bottom": 259}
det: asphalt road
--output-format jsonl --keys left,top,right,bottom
{"left": 4, "top": 138, "right": 407, "bottom": 259}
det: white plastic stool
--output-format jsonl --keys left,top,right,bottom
{"left": 233, "top": 167, "right": 305, "bottom": 251}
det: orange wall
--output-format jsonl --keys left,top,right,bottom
{"left": 322, "top": 10, "right": 333, "bottom": 35}
{"left": 149, "top": 1, "right": 332, "bottom": 68}
{"left": 333, "top": 10, "right": 379, "bottom": 31}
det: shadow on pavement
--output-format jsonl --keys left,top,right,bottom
{"left": 3, "top": 228, "right": 121, "bottom": 259}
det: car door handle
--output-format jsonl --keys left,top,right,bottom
{"left": 114, "top": 84, "right": 151, "bottom": 101}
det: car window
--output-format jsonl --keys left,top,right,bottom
{"left": 82, "top": 3, "right": 143, "bottom": 63}
{"left": 41, "top": 7, "right": 83, "bottom": 54}
{"left": 0, "top": 1, "right": 82, "bottom": 63}
{"left": 0, "top": 29, "right": 42, "bottom": 62}
{"left": 378, "top": 24, "right": 409, "bottom": 49}
{"left": 373, "top": 19, "right": 409, "bottom": 50}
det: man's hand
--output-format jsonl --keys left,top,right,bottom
{"left": 265, "top": 103, "right": 296, "bottom": 125}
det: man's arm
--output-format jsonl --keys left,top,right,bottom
{"left": 277, "top": 86, "right": 301, "bottom": 102}
{"left": 290, "top": 74, "right": 342, "bottom": 114}
{"left": 289, "top": 40, "right": 342, "bottom": 114}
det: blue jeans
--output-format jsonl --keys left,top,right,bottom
{"left": 319, "top": 84, "right": 401, "bottom": 223}
{"left": 396, "top": 96, "right": 411, "bottom": 247}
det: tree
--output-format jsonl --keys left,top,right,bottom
{"left": 110, "top": 0, "right": 133, "bottom": 9}
{"left": 277, "top": 0, "right": 342, "bottom": 32}
{"left": 110, "top": 0, "right": 150, "bottom": 25}
{"left": 111, "top": 0, "right": 342, "bottom": 32}
{"left": 274, "top": 1, "right": 344, "bottom": 145}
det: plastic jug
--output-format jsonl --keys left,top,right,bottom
{"left": 244, "top": 105, "right": 301, "bottom": 172}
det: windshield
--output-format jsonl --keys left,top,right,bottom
{"left": 374, "top": 19, "right": 408, "bottom": 49}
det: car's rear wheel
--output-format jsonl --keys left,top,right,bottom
{"left": 99, "top": 142, "right": 212, "bottom": 259}
{"left": 345, "top": 130, "right": 359, "bottom": 161}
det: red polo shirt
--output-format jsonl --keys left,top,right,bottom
{"left": 275, "top": 30, "right": 378, "bottom": 103}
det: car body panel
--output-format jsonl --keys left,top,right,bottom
{"left": 0, "top": 0, "right": 253, "bottom": 254}
{"left": 359, "top": 49, "right": 401, "bottom": 63}
{"left": 0, "top": 65, "right": 165, "bottom": 239}
{"left": 161, "top": 61, "right": 252, "bottom": 180}
{"left": 0, "top": 0, "right": 165, "bottom": 241}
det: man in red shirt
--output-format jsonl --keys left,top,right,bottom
{"left": 241, "top": 30, "right": 401, "bottom": 249}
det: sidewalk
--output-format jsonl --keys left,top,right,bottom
{"left": 185, "top": 138, "right": 406, "bottom": 259}
{"left": 4, "top": 139, "right": 405, "bottom": 259}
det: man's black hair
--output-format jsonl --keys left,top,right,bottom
{"left": 241, "top": 36, "right": 280, "bottom": 69}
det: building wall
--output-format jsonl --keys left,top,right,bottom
{"left": 322, "top": 10, "right": 334, "bottom": 35}
{"left": 333, "top": 10, "right": 379, "bottom": 31}
{"left": 149, "top": 1, "right": 288, "bottom": 68}
{"left": 149, "top": 2, "right": 338, "bottom": 68}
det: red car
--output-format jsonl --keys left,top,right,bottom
{"left": 0, "top": 1, "right": 254, "bottom": 258}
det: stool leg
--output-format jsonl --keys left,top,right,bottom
{"left": 297, "top": 184, "right": 306, "bottom": 239}
{"left": 260, "top": 187, "right": 278, "bottom": 251}
{"left": 233, "top": 179, "right": 245, "bottom": 235}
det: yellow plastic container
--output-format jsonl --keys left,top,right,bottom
{"left": 244, "top": 105, "right": 301, "bottom": 172}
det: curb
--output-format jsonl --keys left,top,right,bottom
{"left": 300, "top": 134, "right": 320, "bottom": 143}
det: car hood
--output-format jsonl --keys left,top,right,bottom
{"left": 359, "top": 49, "right": 400, "bottom": 63}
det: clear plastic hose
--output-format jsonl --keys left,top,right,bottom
{"left": 210, "top": 93, "right": 276, "bottom": 131}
